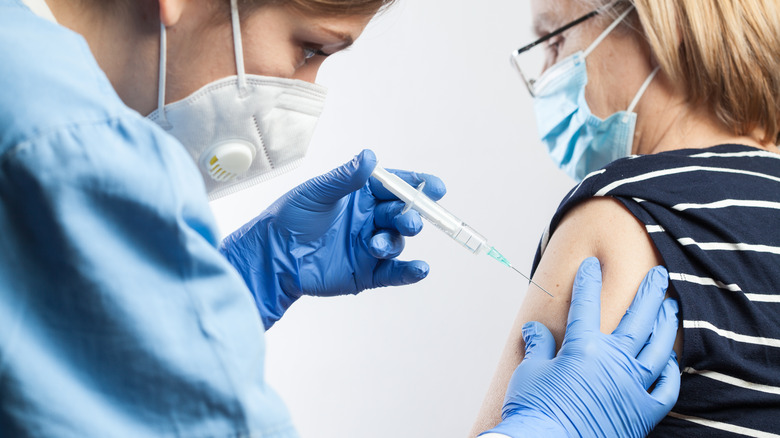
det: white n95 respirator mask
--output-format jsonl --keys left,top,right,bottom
{"left": 147, "top": 0, "right": 327, "bottom": 200}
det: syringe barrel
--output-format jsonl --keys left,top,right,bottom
{"left": 371, "top": 166, "right": 490, "bottom": 255}
{"left": 451, "top": 222, "right": 492, "bottom": 255}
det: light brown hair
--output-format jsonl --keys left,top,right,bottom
{"left": 591, "top": 0, "right": 780, "bottom": 144}
{"left": 239, "top": 0, "right": 393, "bottom": 16}
{"left": 84, "top": 0, "right": 393, "bottom": 19}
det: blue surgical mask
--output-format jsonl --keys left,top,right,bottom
{"left": 533, "top": 7, "right": 659, "bottom": 181}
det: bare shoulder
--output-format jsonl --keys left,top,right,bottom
{"left": 468, "top": 196, "right": 666, "bottom": 436}
{"left": 525, "top": 196, "right": 665, "bottom": 346}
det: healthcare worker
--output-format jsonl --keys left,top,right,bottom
{"left": 0, "top": 0, "right": 679, "bottom": 437}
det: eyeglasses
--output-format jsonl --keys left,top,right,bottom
{"left": 511, "top": 3, "right": 617, "bottom": 97}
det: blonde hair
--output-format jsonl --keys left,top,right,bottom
{"left": 595, "top": 0, "right": 780, "bottom": 144}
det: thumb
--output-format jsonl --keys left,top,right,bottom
{"left": 522, "top": 321, "right": 556, "bottom": 361}
{"left": 301, "top": 149, "right": 377, "bottom": 205}
{"left": 648, "top": 352, "right": 681, "bottom": 415}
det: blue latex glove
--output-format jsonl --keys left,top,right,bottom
{"left": 483, "top": 257, "right": 680, "bottom": 438}
{"left": 220, "top": 149, "right": 446, "bottom": 329}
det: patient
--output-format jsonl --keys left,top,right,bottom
{"left": 471, "top": 0, "right": 780, "bottom": 436}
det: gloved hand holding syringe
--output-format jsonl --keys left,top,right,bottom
{"left": 372, "top": 165, "right": 553, "bottom": 297}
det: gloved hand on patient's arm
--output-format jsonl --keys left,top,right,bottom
{"left": 220, "top": 149, "right": 446, "bottom": 329}
{"left": 481, "top": 258, "right": 680, "bottom": 438}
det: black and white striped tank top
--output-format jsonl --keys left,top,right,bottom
{"left": 531, "top": 144, "right": 780, "bottom": 437}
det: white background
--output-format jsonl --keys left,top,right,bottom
{"left": 211, "top": 1, "right": 574, "bottom": 436}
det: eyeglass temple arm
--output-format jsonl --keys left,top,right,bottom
{"left": 514, "top": 9, "right": 600, "bottom": 57}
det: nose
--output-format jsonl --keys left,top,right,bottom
{"left": 293, "top": 57, "right": 327, "bottom": 83}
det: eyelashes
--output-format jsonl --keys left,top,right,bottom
{"left": 545, "top": 36, "right": 564, "bottom": 59}
{"left": 303, "top": 47, "right": 330, "bottom": 61}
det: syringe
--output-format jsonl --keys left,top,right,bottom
{"left": 371, "top": 166, "right": 553, "bottom": 297}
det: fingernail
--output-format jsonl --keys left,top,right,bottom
{"left": 356, "top": 149, "right": 376, "bottom": 170}
{"left": 376, "top": 236, "right": 389, "bottom": 250}
{"left": 522, "top": 322, "right": 537, "bottom": 345}
{"left": 372, "top": 235, "right": 390, "bottom": 256}
{"left": 397, "top": 212, "right": 423, "bottom": 234}
{"left": 651, "top": 266, "right": 670, "bottom": 290}
{"left": 409, "top": 214, "right": 423, "bottom": 234}
{"left": 666, "top": 297, "right": 679, "bottom": 315}
{"left": 430, "top": 178, "right": 447, "bottom": 199}
{"left": 403, "top": 263, "right": 429, "bottom": 282}
{"left": 671, "top": 350, "right": 679, "bottom": 367}
{"left": 579, "top": 257, "right": 601, "bottom": 281}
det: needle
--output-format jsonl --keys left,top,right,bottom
{"left": 509, "top": 265, "right": 554, "bottom": 297}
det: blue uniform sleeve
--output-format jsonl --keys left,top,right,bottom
{"left": 0, "top": 113, "right": 298, "bottom": 437}
{"left": 0, "top": 3, "right": 298, "bottom": 435}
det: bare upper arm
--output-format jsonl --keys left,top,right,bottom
{"left": 523, "top": 196, "right": 666, "bottom": 346}
{"left": 469, "top": 196, "right": 677, "bottom": 436}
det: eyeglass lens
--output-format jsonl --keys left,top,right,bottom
{"left": 511, "top": 8, "right": 601, "bottom": 95}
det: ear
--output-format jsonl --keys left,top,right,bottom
{"left": 159, "top": 0, "right": 188, "bottom": 27}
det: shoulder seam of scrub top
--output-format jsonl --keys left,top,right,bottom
{"left": 0, "top": 116, "right": 136, "bottom": 167}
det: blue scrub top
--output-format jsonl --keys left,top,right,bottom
{"left": 0, "top": 1, "right": 298, "bottom": 436}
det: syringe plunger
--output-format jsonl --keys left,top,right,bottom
{"left": 371, "top": 166, "right": 488, "bottom": 254}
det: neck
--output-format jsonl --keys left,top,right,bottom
{"left": 45, "top": 0, "right": 161, "bottom": 115}
{"left": 633, "top": 76, "right": 779, "bottom": 155}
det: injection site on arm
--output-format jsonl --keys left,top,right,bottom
{"left": 469, "top": 197, "right": 674, "bottom": 435}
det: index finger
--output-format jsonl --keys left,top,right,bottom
{"left": 611, "top": 265, "right": 669, "bottom": 355}
{"left": 369, "top": 169, "right": 447, "bottom": 202}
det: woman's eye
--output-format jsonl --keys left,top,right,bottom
{"left": 547, "top": 38, "right": 563, "bottom": 52}
{"left": 303, "top": 47, "right": 329, "bottom": 61}
{"left": 303, "top": 47, "right": 318, "bottom": 60}
{"left": 545, "top": 37, "right": 563, "bottom": 56}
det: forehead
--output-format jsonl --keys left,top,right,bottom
{"left": 288, "top": 7, "right": 375, "bottom": 36}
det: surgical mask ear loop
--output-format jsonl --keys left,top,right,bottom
{"left": 156, "top": 22, "right": 172, "bottom": 130}
{"left": 583, "top": 5, "right": 634, "bottom": 58}
{"left": 577, "top": 5, "right": 659, "bottom": 125}
{"left": 229, "top": 0, "right": 248, "bottom": 97}
{"left": 623, "top": 66, "right": 661, "bottom": 122}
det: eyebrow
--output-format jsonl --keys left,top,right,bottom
{"left": 519, "top": 8, "right": 601, "bottom": 56}
{"left": 315, "top": 25, "right": 355, "bottom": 50}
{"left": 533, "top": 12, "right": 559, "bottom": 37}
